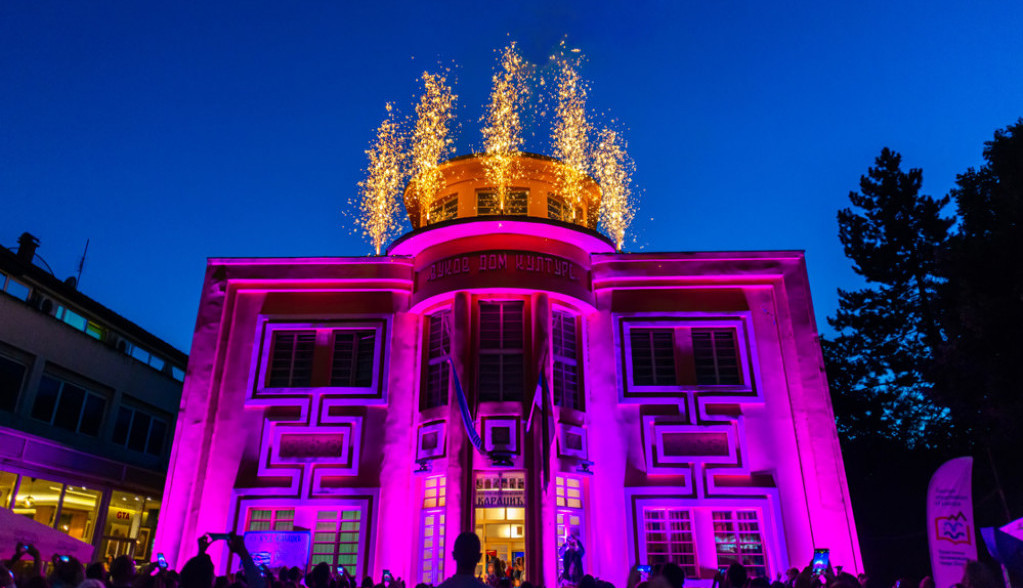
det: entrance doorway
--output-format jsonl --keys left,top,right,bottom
{"left": 475, "top": 507, "right": 526, "bottom": 580}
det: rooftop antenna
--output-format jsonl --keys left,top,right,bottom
{"left": 76, "top": 239, "right": 89, "bottom": 287}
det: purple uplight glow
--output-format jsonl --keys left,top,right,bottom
{"left": 154, "top": 155, "right": 860, "bottom": 587}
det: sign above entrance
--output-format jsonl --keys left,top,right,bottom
{"left": 475, "top": 471, "right": 526, "bottom": 508}
{"left": 412, "top": 249, "right": 593, "bottom": 308}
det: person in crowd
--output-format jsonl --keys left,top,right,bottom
{"left": 437, "top": 532, "right": 486, "bottom": 588}
{"left": 558, "top": 532, "right": 585, "bottom": 586}
{"left": 749, "top": 578, "right": 769, "bottom": 588}
{"left": 47, "top": 555, "right": 83, "bottom": 588}
{"left": 960, "top": 561, "right": 999, "bottom": 588}
{"left": 724, "top": 563, "right": 748, "bottom": 588}
{"left": 657, "top": 563, "right": 683, "bottom": 588}
{"left": 625, "top": 565, "right": 643, "bottom": 588}
{"left": 785, "top": 570, "right": 799, "bottom": 588}
{"left": 485, "top": 561, "right": 500, "bottom": 588}
{"left": 856, "top": 574, "right": 868, "bottom": 588}
{"left": 109, "top": 556, "right": 135, "bottom": 588}
{"left": 6, "top": 543, "right": 42, "bottom": 586}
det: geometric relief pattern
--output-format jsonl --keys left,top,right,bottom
{"left": 642, "top": 415, "right": 771, "bottom": 498}
{"left": 256, "top": 402, "right": 362, "bottom": 498}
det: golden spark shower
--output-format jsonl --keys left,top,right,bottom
{"left": 354, "top": 41, "right": 638, "bottom": 252}
{"left": 357, "top": 104, "right": 406, "bottom": 255}
{"left": 551, "top": 52, "right": 590, "bottom": 221}
{"left": 410, "top": 72, "right": 457, "bottom": 222}
{"left": 593, "top": 127, "right": 635, "bottom": 251}
{"left": 481, "top": 42, "right": 530, "bottom": 210}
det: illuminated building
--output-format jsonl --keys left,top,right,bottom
{"left": 0, "top": 232, "right": 187, "bottom": 561}
{"left": 154, "top": 154, "right": 861, "bottom": 587}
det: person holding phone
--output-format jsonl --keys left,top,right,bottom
{"left": 558, "top": 531, "right": 585, "bottom": 586}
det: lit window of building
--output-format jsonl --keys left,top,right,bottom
{"left": 422, "top": 311, "right": 450, "bottom": 410}
{"left": 641, "top": 508, "right": 697, "bottom": 576}
{"left": 714, "top": 510, "right": 768, "bottom": 579}
{"left": 478, "top": 301, "right": 524, "bottom": 402}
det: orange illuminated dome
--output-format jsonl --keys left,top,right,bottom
{"left": 403, "top": 153, "right": 602, "bottom": 230}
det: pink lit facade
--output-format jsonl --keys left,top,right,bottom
{"left": 155, "top": 155, "right": 861, "bottom": 587}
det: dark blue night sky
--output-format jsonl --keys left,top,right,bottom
{"left": 2, "top": 1, "right": 1021, "bottom": 353}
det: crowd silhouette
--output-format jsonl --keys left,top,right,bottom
{"left": 0, "top": 533, "right": 1005, "bottom": 588}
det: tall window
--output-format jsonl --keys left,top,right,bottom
{"left": 552, "top": 311, "right": 581, "bottom": 410}
{"left": 311, "top": 510, "right": 363, "bottom": 576}
{"left": 330, "top": 331, "right": 376, "bottom": 387}
{"left": 268, "top": 331, "right": 315, "bottom": 387}
{"left": 478, "top": 301, "right": 524, "bottom": 402}
{"left": 0, "top": 354, "right": 27, "bottom": 412}
{"left": 246, "top": 508, "right": 295, "bottom": 532}
{"left": 629, "top": 328, "right": 677, "bottom": 386}
{"left": 693, "top": 329, "right": 741, "bottom": 385}
{"left": 642, "top": 507, "right": 697, "bottom": 577}
{"left": 420, "top": 476, "right": 447, "bottom": 584}
{"left": 422, "top": 311, "right": 451, "bottom": 410}
{"left": 428, "top": 194, "right": 458, "bottom": 224}
{"left": 31, "top": 375, "right": 105, "bottom": 436}
{"left": 112, "top": 405, "right": 169, "bottom": 456}
{"left": 713, "top": 510, "right": 767, "bottom": 578}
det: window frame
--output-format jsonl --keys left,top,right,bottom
{"left": 30, "top": 372, "right": 108, "bottom": 436}
{"left": 615, "top": 313, "right": 758, "bottom": 403}
{"left": 0, "top": 349, "right": 31, "bottom": 413}
{"left": 476, "top": 189, "right": 528, "bottom": 216}
{"left": 234, "top": 496, "right": 373, "bottom": 578}
{"left": 421, "top": 310, "right": 452, "bottom": 411}
{"left": 250, "top": 319, "right": 389, "bottom": 404}
{"left": 625, "top": 491, "right": 781, "bottom": 581}
{"left": 427, "top": 193, "right": 459, "bottom": 224}
{"left": 552, "top": 308, "right": 583, "bottom": 411}
{"left": 476, "top": 300, "right": 526, "bottom": 404}
{"left": 112, "top": 403, "right": 171, "bottom": 457}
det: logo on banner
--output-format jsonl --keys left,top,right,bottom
{"left": 936, "top": 512, "right": 972, "bottom": 545}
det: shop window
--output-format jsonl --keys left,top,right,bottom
{"left": 310, "top": 510, "right": 363, "bottom": 577}
{"left": 10, "top": 476, "right": 101, "bottom": 545}
{"left": 713, "top": 510, "right": 767, "bottom": 578}
{"left": 113, "top": 405, "right": 169, "bottom": 456}
{"left": 428, "top": 194, "right": 458, "bottom": 224}
{"left": 0, "top": 354, "right": 28, "bottom": 412}
{"left": 478, "top": 301, "right": 524, "bottom": 402}
{"left": 422, "top": 311, "right": 451, "bottom": 410}
{"left": 330, "top": 331, "right": 376, "bottom": 387}
{"left": 102, "top": 492, "right": 159, "bottom": 561}
{"left": 31, "top": 375, "right": 106, "bottom": 436}
{"left": 693, "top": 330, "right": 741, "bottom": 385}
{"left": 0, "top": 471, "right": 17, "bottom": 509}
{"left": 552, "top": 311, "right": 582, "bottom": 410}
{"left": 642, "top": 507, "right": 697, "bottom": 576}
{"left": 629, "top": 328, "right": 677, "bottom": 386}
{"left": 420, "top": 476, "right": 446, "bottom": 584}
{"left": 268, "top": 331, "right": 316, "bottom": 387}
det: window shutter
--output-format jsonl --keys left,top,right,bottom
{"left": 630, "top": 328, "right": 677, "bottom": 386}
{"left": 692, "top": 329, "right": 740, "bottom": 385}
{"left": 269, "top": 331, "right": 315, "bottom": 387}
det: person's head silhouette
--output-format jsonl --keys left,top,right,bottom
{"left": 452, "top": 532, "right": 483, "bottom": 574}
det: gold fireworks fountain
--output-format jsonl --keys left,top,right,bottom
{"left": 410, "top": 72, "right": 457, "bottom": 223}
{"left": 355, "top": 42, "right": 636, "bottom": 253}
{"left": 357, "top": 104, "right": 406, "bottom": 255}
{"left": 481, "top": 42, "right": 531, "bottom": 211}
{"left": 550, "top": 52, "right": 590, "bottom": 223}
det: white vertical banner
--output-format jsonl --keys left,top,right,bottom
{"left": 927, "top": 456, "right": 978, "bottom": 588}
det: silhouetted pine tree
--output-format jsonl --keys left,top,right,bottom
{"left": 935, "top": 121, "right": 1023, "bottom": 518}
{"left": 825, "top": 148, "right": 954, "bottom": 447}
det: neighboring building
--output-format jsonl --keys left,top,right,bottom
{"left": 155, "top": 154, "right": 861, "bottom": 587}
{"left": 0, "top": 233, "right": 187, "bottom": 562}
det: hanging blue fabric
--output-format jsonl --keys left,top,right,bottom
{"left": 448, "top": 357, "right": 484, "bottom": 452}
